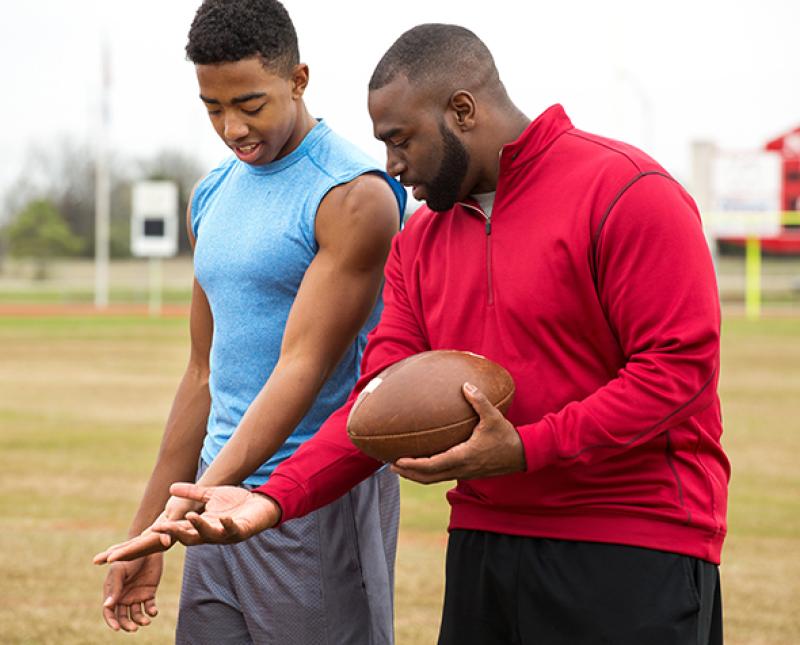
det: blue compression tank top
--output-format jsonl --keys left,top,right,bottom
{"left": 191, "top": 120, "right": 405, "bottom": 486}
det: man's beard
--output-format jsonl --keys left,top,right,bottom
{"left": 424, "top": 120, "right": 470, "bottom": 212}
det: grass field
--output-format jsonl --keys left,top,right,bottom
{"left": 0, "top": 313, "right": 798, "bottom": 644}
{"left": 1, "top": 254, "right": 799, "bottom": 311}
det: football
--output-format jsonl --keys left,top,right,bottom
{"left": 347, "top": 350, "right": 515, "bottom": 462}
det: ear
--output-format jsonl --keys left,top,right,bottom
{"left": 291, "top": 63, "right": 310, "bottom": 99}
{"left": 448, "top": 90, "right": 477, "bottom": 131}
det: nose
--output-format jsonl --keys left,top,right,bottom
{"left": 385, "top": 150, "right": 406, "bottom": 178}
{"left": 223, "top": 114, "right": 248, "bottom": 142}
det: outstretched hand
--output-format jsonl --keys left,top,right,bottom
{"left": 391, "top": 382, "right": 526, "bottom": 484}
{"left": 93, "top": 490, "right": 207, "bottom": 565}
{"left": 93, "top": 513, "right": 175, "bottom": 565}
{"left": 149, "top": 483, "right": 281, "bottom": 546}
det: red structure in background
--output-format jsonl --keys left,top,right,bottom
{"left": 762, "top": 126, "right": 800, "bottom": 253}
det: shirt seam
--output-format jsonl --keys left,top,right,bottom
{"left": 559, "top": 367, "right": 718, "bottom": 460}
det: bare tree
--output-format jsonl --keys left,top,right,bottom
{"left": 1, "top": 140, "right": 206, "bottom": 260}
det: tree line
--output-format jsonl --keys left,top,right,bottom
{"left": 0, "top": 139, "right": 206, "bottom": 278}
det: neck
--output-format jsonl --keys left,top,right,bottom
{"left": 277, "top": 102, "right": 318, "bottom": 160}
{"left": 470, "top": 104, "right": 530, "bottom": 194}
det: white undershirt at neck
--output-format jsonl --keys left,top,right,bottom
{"left": 472, "top": 191, "right": 496, "bottom": 218}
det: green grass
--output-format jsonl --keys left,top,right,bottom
{"left": 0, "top": 316, "right": 190, "bottom": 644}
{"left": 0, "top": 313, "right": 798, "bottom": 643}
{"left": 716, "top": 317, "right": 800, "bottom": 643}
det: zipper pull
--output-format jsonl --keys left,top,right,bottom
{"left": 485, "top": 215, "right": 492, "bottom": 236}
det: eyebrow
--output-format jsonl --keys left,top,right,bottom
{"left": 376, "top": 127, "right": 403, "bottom": 142}
{"left": 199, "top": 92, "right": 268, "bottom": 105}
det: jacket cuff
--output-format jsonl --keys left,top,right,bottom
{"left": 253, "top": 472, "right": 307, "bottom": 525}
{"left": 515, "top": 418, "right": 559, "bottom": 472}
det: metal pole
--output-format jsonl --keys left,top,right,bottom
{"left": 745, "top": 236, "right": 761, "bottom": 320}
{"left": 94, "top": 41, "right": 111, "bottom": 309}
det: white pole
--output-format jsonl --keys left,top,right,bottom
{"left": 94, "top": 40, "right": 111, "bottom": 309}
{"left": 149, "top": 257, "right": 162, "bottom": 317}
{"left": 691, "top": 140, "right": 719, "bottom": 274}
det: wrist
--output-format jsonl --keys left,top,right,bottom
{"left": 253, "top": 491, "right": 283, "bottom": 528}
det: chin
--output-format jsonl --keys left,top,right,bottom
{"left": 254, "top": 151, "right": 279, "bottom": 166}
{"left": 425, "top": 198, "right": 458, "bottom": 212}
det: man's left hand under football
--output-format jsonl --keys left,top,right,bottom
{"left": 391, "top": 382, "right": 526, "bottom": 484}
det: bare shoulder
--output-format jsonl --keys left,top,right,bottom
{"left": 185, "top": 180, "right": 202, "bottom": 249}
{"left": 316, "top": 173, "right": 400, "bottom": 254}
{"left": 333, "top": 170, "right": 397, "bottom": 201}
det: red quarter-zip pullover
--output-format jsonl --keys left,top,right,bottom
{"left": 256, "top": 105, "right": 730, "bottom": 563}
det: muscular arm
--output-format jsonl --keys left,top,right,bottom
{"left": 96, "top": 189, "right": 212, "bottom": 632}
{"left": 517, "top": 174, "right": 721, "bottom": 472}
{"left": 104, "top": 194, "right": 425, "bottom": 555}
{"left": 252, "top": 218, "right": 432, "bottom": 521}
{"left": 126, "top": 192, "right": 212, "bottom": 536}
{"left": 126, "top": 278, "right": 212, "bottom": 534}
{"left": 393, "top": 174, "right": 722, "bottom": 484}
{"left": 192, "top": 173, "right": 399, "bottom": 490}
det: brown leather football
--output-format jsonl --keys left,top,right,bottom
{"left": 347, "top": 350, "right": 515, "bottom": 462}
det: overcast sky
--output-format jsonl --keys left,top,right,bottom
{"left": 1, "top": 0, "right": 798, "bottom": 202}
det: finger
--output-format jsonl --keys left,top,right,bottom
{"left": 152, "top": 516, "right": 194, "bottom": 532}
{"left": 165, "top": 495, "right": 202, "bottom": 520}
{"left": 155, "top": 516, "right": 206, "bottom": 546}
{"left": 102, "top": 603, "right": 121, "bottom": 631}
{"left": 169, "top": 482, "right": 212, "bottom": 504}
{"left": 106, "top": 544, "right": 159, "bottom": 563}
{"left": 144, "top": 598, "right": 159, "bottom": 618}
{"left": 188, "top": 512, "right": 230, "bottom": 542}
{"left": 393, "top": 440, "right": 469, "bottom": 474}
{"left": 159, "top": 531, "right": 174, "bottom": 549}
{"left": 102, "top": 572, "right": 123, "bottom": 631}
{"left": 219, "top": 515, "right": 245, "bottom": 541}
{"left": 116, "top": 604, "right": 139, "bottom": 633}
{"left": 462, "top": 382, "right": 500, "bottom": 420}
{"left": 392, "top": 454, "right": 438, "bottom": 472}
{"left": 102, "top": 567, "right": 122, "bottom": 607}
{"left": 391, "top": 463, "right": 461, "bottom": 484}
{"left": 94, "top": 540, "right": 129, "bottom": 565}
{"left": 130, "top": 602, "right": 152, "bottom": 627}
{"left": 107, "top": 533, "right": 168, "bottom": 563}
{"left": 95, "top": 530, "right": 156, "bottom": 562}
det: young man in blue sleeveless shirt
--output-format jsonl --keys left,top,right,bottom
{"left": 96, "top": 1, "right": 406, "bottom": 643}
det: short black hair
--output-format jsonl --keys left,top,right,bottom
{"left": 369, "top": 24, "right": 499, "bottom": 92}
{"left": 186, "top": 0, "right": 299, "bottom": 76}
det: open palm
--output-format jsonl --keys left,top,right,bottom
{"left": 152, "top": 483, "right": 281, "bottom": 546}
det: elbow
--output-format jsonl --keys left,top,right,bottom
{"left": 185, "top": 355, "right": 210, "bottom": 386}
{"left": 274, "top": 352, "right": 335, "bottom": 394}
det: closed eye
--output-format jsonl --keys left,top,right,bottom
{"left": 242, "top": 103, "right": 266, "bottom": 116}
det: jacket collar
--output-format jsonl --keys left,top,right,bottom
{"left": 448, "top": 104, "right": 573, "bottom": 217}
{"left": 499, "top": 104, "right": 573, "bottom": 174}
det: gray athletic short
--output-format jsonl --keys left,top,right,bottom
{"left": 176, "top": 464, "right": 400, "bottom": 645}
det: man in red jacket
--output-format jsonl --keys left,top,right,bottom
{"left": 100, "top": 24, "right": 728, "bottom": 645}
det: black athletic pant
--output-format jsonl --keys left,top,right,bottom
{"left": 438, "top": 530, "right": 723, "bottom": 645}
